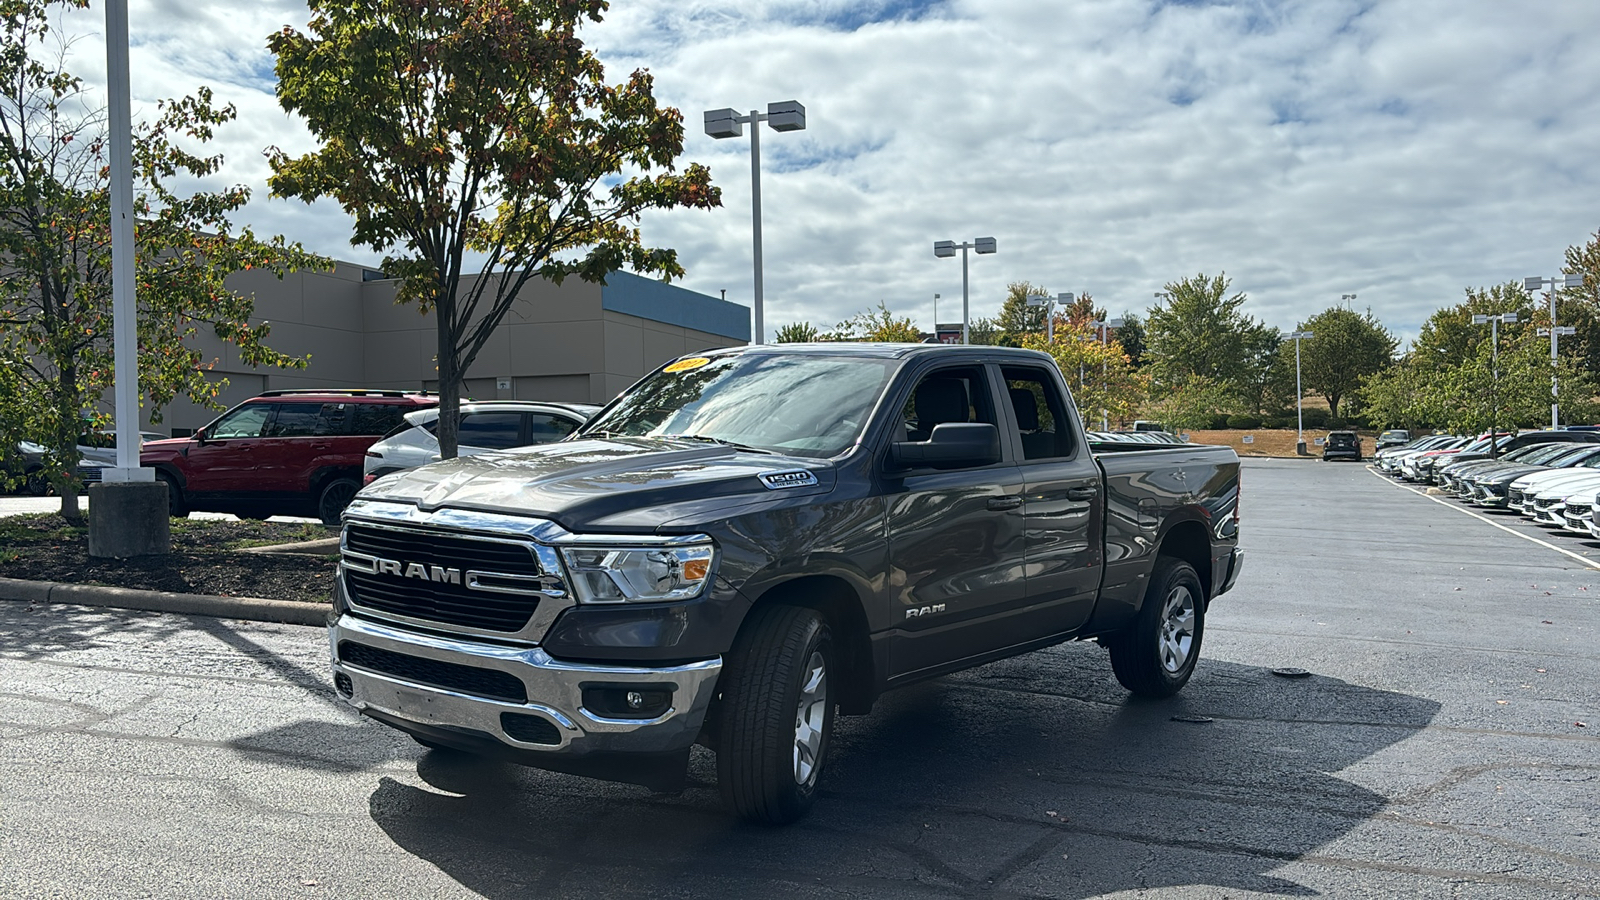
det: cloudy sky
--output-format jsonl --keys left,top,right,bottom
{"left": 56, "top": 0, "right": 1600, "bottom": 345}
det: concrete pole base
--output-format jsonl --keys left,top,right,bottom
{"left": 88, "top": 482, "right": 171, "bottom": 558}
{"left": 1296, "top": 440, "right": 1309, "bottom": 456}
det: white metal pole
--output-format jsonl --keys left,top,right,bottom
{"left": 1550, "top": 289, "right": 1559, "bottom": 430}
{"left": 1046, "top": 299, "right": 1053, "bottom": 345}
{"left": 104, "top": 0, "right": 147, "bottom": 482}
{"left": 1295, "top": 336, "right": 1304, "bottom": 446}
{"left": 748, "top": 110, "right": 763, "bottom": 345}
{"left": 961, "top": 244, "right": 969, "bottom": 345}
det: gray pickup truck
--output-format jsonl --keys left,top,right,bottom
{"left": 329, "top": 344, "right": 1243, "bottom": 823}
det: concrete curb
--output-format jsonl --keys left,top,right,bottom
{"left": 0, "top": 576, "right": 327, "bottom": 626}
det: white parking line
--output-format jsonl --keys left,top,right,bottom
{"left": 1365, "top": 465, "right": 1600, "bottom": 571}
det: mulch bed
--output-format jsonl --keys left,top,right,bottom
{"left": 0, "top": 515, "right": 337, "bottom": 604}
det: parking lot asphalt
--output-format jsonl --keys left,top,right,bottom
{"left": 1, "top": 457, "right": 1596, "bottom": 899}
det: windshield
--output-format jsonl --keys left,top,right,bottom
{"left": 579, "top": 352, "right": 896, "bottom": 458}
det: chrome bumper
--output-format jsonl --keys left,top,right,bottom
{"left": 330, "top": 613, "right": 721, "bottom": 756}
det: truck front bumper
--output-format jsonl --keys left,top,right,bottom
{"left": 329, "top": 613, "right": 721, "bottom": 789}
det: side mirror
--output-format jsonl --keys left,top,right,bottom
{"left": 891, "top": 423, "right": 1001, "bottom": 469}
{"left": 193, "top": 427, "right": 208, "bottom": 444}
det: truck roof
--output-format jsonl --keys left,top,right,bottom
{"left": 690, "top": 342, "right": 1057, "bottom": 362}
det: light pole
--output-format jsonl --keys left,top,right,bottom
{"left": 704, "top": 101, "right": 807, "bottom": 345}
{"left": 1026, "top": 292, "right": 1074, "bottom": 344}
{"left": 1090, "top": 317, "right": 1125, "bottom": 430}
{"left": 1472, "top": 312, "right": 1519, "bottom": 458}
{"left": 1524, "top": 274, "right": 1584, "bottom": 429}
{"left": 1341, "top": 292, "right": 1357, "bottom": 307}
{"left": 1283, "top": 330, "right": 1314, "bottom": 455}
{"left": 934, "top": 237, "right": 997, "bottom": 343}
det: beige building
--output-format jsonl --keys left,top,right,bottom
{"left": 147, "top": 261, "right": 750, "bottom": 435}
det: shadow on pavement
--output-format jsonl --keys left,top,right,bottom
{"left": 357, "top": 645, "right": 1440, "bottom": 898}
{"left": 0, "top": 602, "right": 194, "bottom": 659}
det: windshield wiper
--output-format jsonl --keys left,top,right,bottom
{"left": 663, "top": 433, "right": 774, "bottom": 454}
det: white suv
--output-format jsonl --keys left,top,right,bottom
{"left": 362, "top": 400, "right": 599, "bottom": 483}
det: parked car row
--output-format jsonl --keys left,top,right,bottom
{"left": 1375, "top": 429, "right": 1600, "bottom": 538}
{"left": 132, "top": 389, "right": 600, "bottom": 525}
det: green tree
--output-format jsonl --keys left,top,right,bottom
{"left": 1289, "top": 307, "right": 1396, "bottom": 418}
{"left": 1236, "top": 323, "right": 1289, "bottom": 416}
{"left": 826, "top": 302, "right": 922, "bottom": 342}
{"left": 965, "top": 316, "right": 1002, "bottom": 346}
{"left": 997, "top": 281, "right": 1049, "bottom": 341}
{"left": 1020, "top": 325, "right": 1147, "bottom": 428}
{"left": 773, "top": 322, "right": 819, "bottom": 343}
{"left": 0, "top": 0, "right": 321, "bottom": 520}
{"left": 268, "top": 0, "right": 718, "bottom": 459}
{"left": 1145, "top": 273, "right": 1266, "bottom": 405}
{"left": 1113, "top": 312, "right": 1146, "bottom": 368}
{"left": 1139, "top": 376, "right": 1235, "bottom": 432}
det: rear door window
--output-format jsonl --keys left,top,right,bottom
{"left": 266, "top": 403, "right": 323, "bottom": 437}
{"left": 350, "top": 403, "right": 407, "bottom": 436}
{"left": 459, "top": 412, "right": 524, "bottom": 449}
{"left": 1001, "top": 366, "right": 1077, "bottom": 460}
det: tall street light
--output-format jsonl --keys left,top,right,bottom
{"left": 1341, "top": 292, "right": 1357, "bottom": 307}
{"left": 1524, "top": 273, "right": 1584, "bottom": 430}
{"left": 705, "top": 101, "right": 807, "bottom": 345}
{"left": 934, "top": 237, "right": 997, "bottom": 344}
{"left": 1026, "top": 292, "right": 1074, "bottom": 344}
{"left": 1283, "top": 329, "right": 1314, "bottom": 456}
{"left": 1090, "top": 317, "right": 1125, "bottom": 430}
{"left": 1472, "top": 312, "right": 1518, "bottom": 458}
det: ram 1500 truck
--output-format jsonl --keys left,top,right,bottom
{"left": 329, "top": 344, "right": 1243, "bottom": 823}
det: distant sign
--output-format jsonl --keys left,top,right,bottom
{"left": 1314, "top": 437, "right": 1326, "bottom": 446}
{"left": 1241, "top": 435, "right": 1254, "bottom": 445}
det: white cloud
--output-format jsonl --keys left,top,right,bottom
{"left": 50, "top": 0, "right": 1600, "bottom": 344}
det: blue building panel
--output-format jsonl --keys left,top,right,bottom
{"left": 599, "top": 271, "right": 750, "bottom": 342}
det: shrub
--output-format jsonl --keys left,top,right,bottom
{"left": 1208, "top": 414, "right": 1233, "bottom": 430}
{"left": 1226, "top": 414, "right": 1262, "bottom": 429}
{"left": 1263, "top": 416, "right": 1289, "bottom": 429}
{"left": 1325, "top": 417, "right": 1347, "bottom": 429}
{"left": 1301, "top": 408, "right": 1329, "bottom": 427}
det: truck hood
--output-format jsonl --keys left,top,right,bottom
{"left": 354, "top": 435, "right": 836, "bottom": 533}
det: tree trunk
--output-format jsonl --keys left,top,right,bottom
{"left": 53, "top": 371, "right": 83, "bottom": 523}
{"left": 1327, "top": 393, "right": 1341, "bottom": 419}
{"left": 435, "top": 296, "right": 460, "bottom": 460}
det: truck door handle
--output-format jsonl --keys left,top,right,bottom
{"left": 1066, "top": 486, "right": 1098, "bottom": 501}
{"left": 987, "top": 496, "right": 1022, "bottom": 511}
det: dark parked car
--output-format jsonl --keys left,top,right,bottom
{"left": 141, "top": 389, "right": 439, "bottom": 525}
{"left": 1323, "top": 430, "right": 1362, "bottom": 461}
{"left": 1376, "top": 429, "right": 1412, "bottom": 450}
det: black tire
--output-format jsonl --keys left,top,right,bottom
{"left": 155, "top": 472, "right": 187, "bottom": 517}
{"left": 716, "top": 605, "right": 835, "bottom": 825}
{"left": 23, "top": 467, "right": 48, "bottom": 496}
{"left": 1108, "top": 557, "right": 1205, "bottom": 698}
{"left": 318, "top": 478, "right": 360, "bottom": 527}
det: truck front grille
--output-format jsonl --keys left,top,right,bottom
{"left": 338, "top": 641, "right": 528, "bottom": 704}
{"left": 342, "top": 524, "right": 546, "bottom": 632}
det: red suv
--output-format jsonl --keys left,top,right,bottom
{"left": 142, "top": 389, "right": 438, "bottom": 525}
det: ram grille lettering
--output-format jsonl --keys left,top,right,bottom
{"left": 374, "top": 557, "right": 463, "bottom": 584}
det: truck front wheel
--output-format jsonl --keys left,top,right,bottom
{"left": 1109, "top": 557, "right": 1205, "bottom": 698}
{"left": 715, "top": 604, "right": 835, "bottom": 825}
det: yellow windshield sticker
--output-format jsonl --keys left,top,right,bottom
{"left": 664, "top": 357, "right": 711, "bottom": 373}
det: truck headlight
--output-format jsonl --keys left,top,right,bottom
{"left": 560, "top": 543, "right": 715, "bottom": 604}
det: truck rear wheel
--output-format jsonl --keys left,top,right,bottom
{"left": 715, "top": 604, "right": 835, "bottom": 825}
{"left": 1108, "top": 557, "right": 1205, "bottom": 698}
